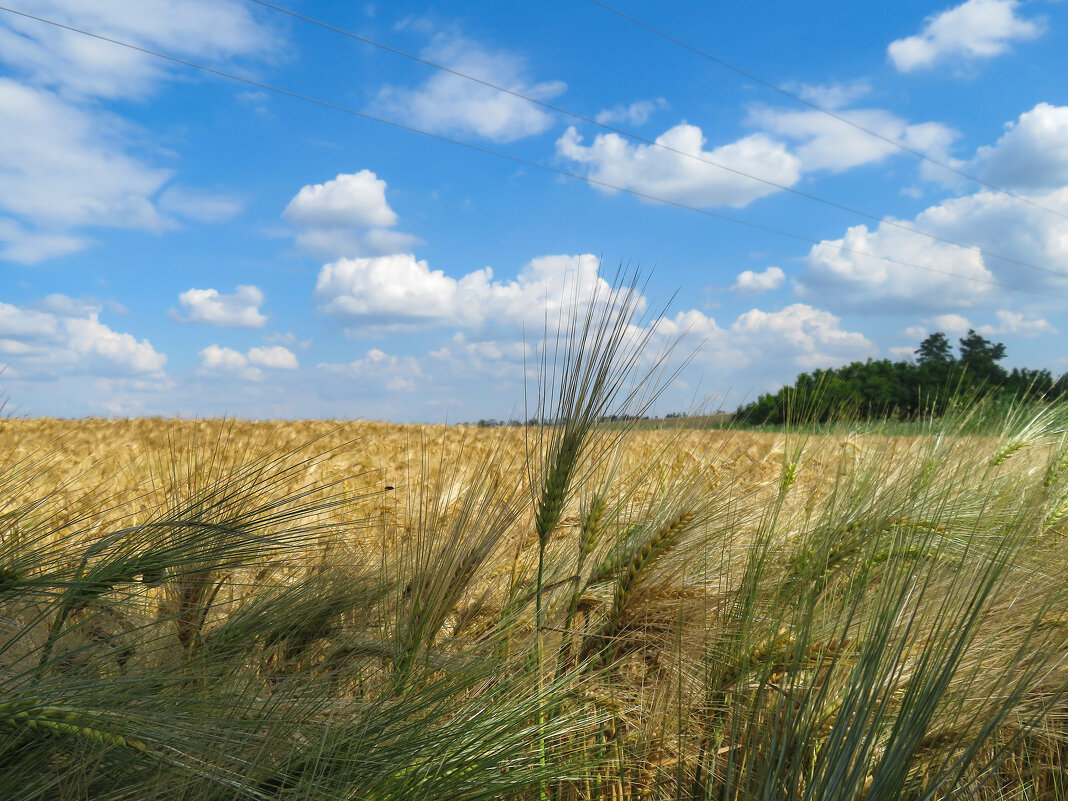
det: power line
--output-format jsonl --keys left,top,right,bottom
{"left": 248, "top": 0, "right": 1067, "bottom": 280}
{"left": 587, "top": 0, "right": 1068, "bottom": 224}
{"left": 0, "top": 4, "right": 1065, "bottom": 302}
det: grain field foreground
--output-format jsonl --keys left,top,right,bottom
{"left": 1, "top": 412, "right": 1066, "bottom": 801}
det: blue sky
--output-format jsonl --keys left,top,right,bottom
{"left": 1, "top": 0, "right": 1067, "bottom": 420}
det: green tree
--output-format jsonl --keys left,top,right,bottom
{"left": 915, "top": 332, "right": 953, "bottom": 365}
{"left": 958, "top": 329, "right": 1007, "bottom": 384}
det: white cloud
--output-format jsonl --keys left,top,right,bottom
{"left": 199, "top": 344, "right": 247, "bottom": 371}
{"left": 319, "top": 348, "right": 423, "bottom": 392}
{"left": 284, "top": 170, "right": 419, "bottom": 260}
{"left": 158, "top": 186, "right": 244, "bottom": 223}
{"left": 0, "top": 219, "right": 88, "bottom": 264}
{"left": 0, "top": 302, "right": 59, "bottom": 338}
{"left": 66, "top": 315, "right": 167, "bottom": 374}
{"left": 375, "top": 32, "right": 565, "bottom": 142}
{"left": 904, "top": 311, "right": 1057, "bottom": 342}
{"left": 199, "top": 344, "right": 261, "bottom": 381}
{"left": 798, "top": 186, "right": 1068, "bottom": 311}
{"left": 248, "top": 345, "right": 299, "bottom": 370}
{"left": 284, "top": 171, "right": 397, "bottom": 229}
{"left": 0, "top": 296, "right": 166, "bottom": 378}
{"left": 978, "top": 310, "right": 1058, "bottom": 338}
{"left": 556, "top": 124, "right": 802, "bottom": 208}
{"left": 928, "top": 313, "right": 974, "bottom": 335}
{"left": 37, "top": 294, "right": 101, "bottom": 317}
{"left": 0, "top": 2, "right": 276, "bottom": 263}
{"left": 800, "top": 221, "right": 993, "bottom": 310}
{"left": 747, "top": 104, "right": 960, "bottom": 173}
{"left": 316, "top": 254, "right": 466, "bottom": 330}
{"left": 0, "top": 0, "right": 277, "bottom": 100}
{"left": 887, "top": 0, "right": 1043, "bottom": 73}
{"left": 263, "top": 331, "right": 313, "bottom": 350}
{"left": 650, "top": 303, "right": 874, "bottom": 376}
{"left": 171, "top": 285, "right": 268, "bottom": 328}
{"left": 0, "top": 80, "right": 172, "bottom": 234}
{"left": 796, "top": 80, "right": 872, "bottom": 110}
{"left": 974, "top": 103, "right": 1068, "bottom": 192}
{"left": 429, "top": 333, "right": 533, "bottom": 379}
{"left": 199, "top": 343, "right": 298, "bottom": 380}
{"left": 731, "top": 266, "right": 785, "bottom": 295}
{"left": 728, "top": 304, "right": 875, "bottom": 369}
{"left": 595, "top": 98, "right": 668, "bottom": 126}
{"left": 315, "top": 252, "right": 631, "bottom": 334}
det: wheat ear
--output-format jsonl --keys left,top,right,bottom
{"left": 592, "top": 509, "right": 695, "bottom": 659}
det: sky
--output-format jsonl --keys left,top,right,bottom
{"left": 1, "top": 0, "right": 1067, "bottom": 421}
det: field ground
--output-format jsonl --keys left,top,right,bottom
{"left": 1, "top": 413, "right": 1066, "bottom": 800}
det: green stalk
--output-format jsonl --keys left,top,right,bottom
{"left": 536, "top": 541, "right": 548, "bottom": 801}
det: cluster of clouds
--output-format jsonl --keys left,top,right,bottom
{"left": 199, "top": 343, "right": 298, "bottom": 382}
{"left": 0, "top": 295, "right": 166, "bottom": 379}
{"left": 0, "top": 0, "right": 269, "bottom": 264}
{"left": 906, "top": 309, "right": 1058, "bottom": 341}
{"left": 313, "top": 251, "right": 624, "bottom": 333}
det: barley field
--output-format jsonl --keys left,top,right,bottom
{"left": 2, "top": 295, "right": 1067, "bottom": 800}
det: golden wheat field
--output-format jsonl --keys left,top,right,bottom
{"left": 2, "top": 411, "right": 1067, "bottom": 800}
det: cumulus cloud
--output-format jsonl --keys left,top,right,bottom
{"left": 199, "top": 344, "right": 247, "bottom": 372}
{"left": 728, "top": 304, "right": 876, "bottom": 369}
{"left": 887, "top": 0, "right": 1043, "bottom": 73}
{"left": 800, "top": 219, "right": 995, "bottom": 311}
{"left": 556, "top": 124, "right": 802, "bottom": 208}
{"left": 0, "top": 296, "right": 166, "bottom": 378}
{"left": 974, "top": 103, "right": 1068, "bottom": 192}
{"left": 747, "top": 104, "right": 960, "bottom": 173}
{"left": 928, "top": 313, "right": 975, "bottom": 335}
{"left": 315, "top": 252, "right": 627, "bottom": 333}
{"left": 199, "top": 343, "right": 298, "bottom": 380}
{"left": 375, "top": 32, "right": 565, "bottom": 142}
{"left": 732, "top": 266, "right": 785, "bottom": 295}
{"left": 284, "top": 171, "right": 397, "bottom": 229}
{"left": 248, "top": 345, "right": 299, "bottom": 370}
{"left": 651, "top": 303, "right": 875, "bottom": 374}
{"left": 284, "top": 170, "right": 419, "bottom": 260}
{"left": 595, "top": 98, "right": 668, "bottom": 126}
{"left": 170, "top": 285, "right": 267, "bottom": 328}
{"left": 798, "top": 185, "right": 1068, "bottom": 311}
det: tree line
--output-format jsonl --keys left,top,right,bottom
{"left": 736, "top": 329, "right": 1068, "bottom": 425}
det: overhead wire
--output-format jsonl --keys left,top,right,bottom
{"left": 0, "top": 4, "right": 1065, "bottom": 301}
{"left": 247, "top": 0, "right": 1068, "bottom": 280}
{"left": 587, "top": 0, "right": 1068, "bottom": 223}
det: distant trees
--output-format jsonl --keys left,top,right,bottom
{"left": 736, "top": 329, "right": 1068, "bottom": 425}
